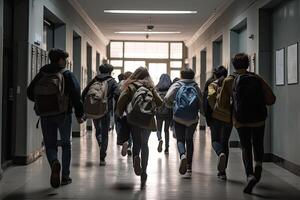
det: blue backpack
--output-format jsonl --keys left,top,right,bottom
{"left": 174, "top": 82, "right": 199, "bottom": 121}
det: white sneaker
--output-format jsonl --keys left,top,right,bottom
{"left": 218, "top": 153, "right": 227, "bottom": 172}
{"left": 121, "top": 142, "right": 128, "bottom": 157}
{"left": 179, "top": 155, "right": 187, "bottom": 175}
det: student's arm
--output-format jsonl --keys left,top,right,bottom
{"left": 111, "top": 79, "right": 120, "bottom": 102}
{"left": 152, "top": 89, "right": 163, "bottom": 107}
{"left": 116, "top": 87, "right": 133, "bottom": 117}
{"left": 196, "top": 85, "right": 204, "bottom": 115}
{"left": 164, "top": 82, "right": 180, "bottom": 108}
{"left": 260, "top": 78, "right": 276, "bottom": 105}
{"left": 66, "top": 72, "right": 84, "bottom": 118}
{"left": 27, "top": 72, "right": 42, "bottom": 102}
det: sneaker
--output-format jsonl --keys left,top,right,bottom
{"left": 141, "top": 172, "right": 148, "bottom": 189}
{"left": 254, "top": 165, "right": 262, "bottom": 181}
{"left": 133, "top": 156, "right": 142, "bottom": 176}
{"left": 244, "top": 175, "right": 258, "bottom": 194}
{"left": 99, "top": 159, "right": 106, "bottom": 166}
{"left": 121, "top": 142, "right": 128, "bottom": 157}
{"left": 217, "top": 171, "right": 227, "bottom": 181}
{"left": 61, "top": 177, "right": 72, "bottom": 186}
{"left": 164, "top": 148, "right": 169, "bottom": 154}
{"left": 186, "top": 169, "right": 192, "bottom": 179}
{"left": 127, "top": 147, "right": 132, "bottom": 156}
{"left": 50, "top": 160, "right": 61, "bottom": 188}
{"left": 157, "top": 140, "right": 163, "bottom": 153}
{"left": 217, "top": 153, "right": 227, "bottom": 172}
{"left": 179, "top": 154, "right": 187, "bottom": 175}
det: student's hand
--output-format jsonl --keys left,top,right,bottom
{"left": 76, "top": 117, "right": 85, "bottom": 124}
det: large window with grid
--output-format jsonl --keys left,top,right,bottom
{"left": 108, "top": 41, "right": 185, "bottom": 82}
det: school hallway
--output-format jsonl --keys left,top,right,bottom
{"left": 1, "top": 128, "right": 300, "bottom": 200}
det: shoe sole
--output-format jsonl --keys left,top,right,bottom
{"left": 61, "top": 180, "right": 72, "bottom": 186}
{"left": 157, "top": 140, "right": 163, "bottom": 153}
{"left": 218, "top": 154, "right": 226, "bottom": 172}
{"left": 134, "top": 156, "right": 142, "bottom": 176}
{"left": 179, "top": 157, "right": 187, "bottom": 175}
{"left": 244, "top": 178, "right": 258, "bottom": 194}
{"left": 121, "top": 143, "right": 128, "bottom": 157}
{"left": 50, "top": 161, "right": 61, "bottom": 188}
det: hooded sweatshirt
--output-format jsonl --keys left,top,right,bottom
{"left": 27, "top": 63, "right": 84, "bottom": 118}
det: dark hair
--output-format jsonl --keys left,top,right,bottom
{"left": 180, "top": 68, "right": 195, "bottom": 79}
{"left": 232, "top": 53, "right": 249, "bottom": 70}
{"left": 124, "top": 71, "right": 132, "bottom": 80}
{"left": 214, "top": 65, "right": 228, "bottom": 79}
{"left": 118, "top": 73, "right": 125, "bottom": 82}
{"left": 172, "top": 77, "right": 180, "bottom": 83}
{"left": 99, "top": 64, "right": 114, "bottom": 74}
{"left": 156, "top": 74, "right": 172, "bottom": 91}
{"left": 48, "top": 49, "right": 69, "bottom": 63}
{"left": 123, "top": 67, "right": 154, "bottom": 90}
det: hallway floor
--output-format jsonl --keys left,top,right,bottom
{"left": 1, "top": 128, "right": 300, "bottom": 200}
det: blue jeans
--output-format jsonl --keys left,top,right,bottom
{"left": 41, "top": 113, "right": 72, "bottom": 177}
{"left": 210, "top": 118, "right": 232, "bottom": 169}
{"left": 93, "top": 113, "right": 110, "bottom": 159}
{"left": 174, "top": 121, "right": 198, "bottom": 165}
{"left": 131, "top": 126, "right": 151, "bottom": 173}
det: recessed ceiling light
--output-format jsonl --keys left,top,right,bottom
{"left": 115, "top": 31, "right": 181, "bottom": 34}
{"left": 104, "top": 10, "right": 197, "bottom": 14}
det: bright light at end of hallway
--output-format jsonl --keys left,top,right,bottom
{"left": 115, "top": 31, "right": 181, "bottom": 34}
{"left": 104, "top": 10, "right": 197, "bottom": 14}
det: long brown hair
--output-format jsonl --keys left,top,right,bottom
{"left": 123, "top": 67, "right": 154, "bottom": 90}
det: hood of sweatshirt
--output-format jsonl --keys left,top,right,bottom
{"left": 95, "top": 73, "right": 113, "bottom": 81}
{"left": 40, "top": 63, "right": 66, "bottom": 73}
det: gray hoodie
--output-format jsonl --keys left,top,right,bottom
{"left": 164, "top": 79, "right": 203, "bottom": 126}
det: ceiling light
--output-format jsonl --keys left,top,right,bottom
{"left": 104, "top": 10, "right": 197, "bottom": 14}
{"left": 115, "top": 31, "right": 181, "bottom": 34}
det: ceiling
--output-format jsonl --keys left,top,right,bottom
{"left": 75, "top": 0, "right": 232, "bottom": 42}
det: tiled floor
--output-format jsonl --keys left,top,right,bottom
{"left": 1, "top": 128, "right": 300, "bottom": 200}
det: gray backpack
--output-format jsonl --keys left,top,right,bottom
{"left": 127, "top": 84, "right": 155, "bottom": 129}
{"left": 34, "top": 69, "right": 69, "bottom": 117}
{"left": 84, "top": 78, "right": 111, "bottom": 119}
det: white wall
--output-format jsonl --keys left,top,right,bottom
{"left": 13, "top": 0, "right": 107, "bottom": 161}
{"left": 0, "top": 0, "right": 3, "bottom": 176}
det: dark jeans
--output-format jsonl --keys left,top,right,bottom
{"left": 210, "top": 118, "right": 233, "bottom": 169}
{"left": 174, "top": 121, "right": 198, "bottom": 165}
{"left": 41, "top": 113, "right": 72, "bottom": 177}
{"left": 156, "top": 116, "right": 172, "bottom": 149}
{"left": 93, "top": 113, "right": 110, "bottom": 159}
{"left": 131, "top": 125, "right": 151, "bottom": 173}
{"left": 115, "top": 115, "right": 132, "bottom": 147}
{"left": 237, "top": 126, "right": 265, "bottom": 177}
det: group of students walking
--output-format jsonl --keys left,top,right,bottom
{"left": 27, "top": 48, "right": 275, "bottom": 194}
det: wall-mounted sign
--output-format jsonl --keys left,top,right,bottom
{"left": 275, "top": 48, "right": 285, "bottom": 86}
{"left": 287, "top": 43, "right": 298, "bottom": 85}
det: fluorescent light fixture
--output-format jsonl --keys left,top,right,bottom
{"left": 115, "top": 31, "right": 181, "bottom": 34}
{"left": 104, "top": 10, "right": 197, "bottom": 14}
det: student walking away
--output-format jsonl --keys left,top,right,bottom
{"left": 116, "top": 71, "right": 133, "bottom": 157}
{"left": 82, "top": 64, "right": 119, "bottom": 166}
{"left": 217, "top": 53, "right": 276, "bottom": 193}
{"left": 165, "top": 68, "right": 203, "bottom": 178}
{"left": 116, "top": 67, "right": 163, "bottom": 188}
{"left": 206, "top": 66, "right": 233, "bottom": 180}
{"left": 27, "top": 49, "right": 84, "bottom": 188}
{"left": 155, "top": 74, "right": 173, "bottom": 154}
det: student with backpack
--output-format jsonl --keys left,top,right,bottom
{"left": 82, "top": 64, "right": 119, "bottom": 166}
{"left": 165, "top": 68, "right": 203, "bottom": 177}
{"left": 116, "top": 67, "right": 163, "bottom": 188}
{"left": 205, "top": 66, "right": 232, "bottom": 180}
{"left": 27, "top": 49, "right": 84, "bottom": 188}
{"left": 217, "top": 53, "right": 276, "bottom": 193}
{"left": 155, "top": 74, "right": 173, "bottom": 154}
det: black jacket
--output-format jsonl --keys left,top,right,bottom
{"left": 27, "top": 63, "right": 84, "bottom": 118}
{"left": 82, "top": 74, "right": 119, "bottom": 111}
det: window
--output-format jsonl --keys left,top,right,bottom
{"left": 170, "top": 70, "right": 181, "bottom": 81}
{"left": 124, "top": 42, "right": 169, "bottom": 59}
{"left": 170, "top": 43, "right": 183, "bottom": 59}
{"left": 110, "top": 42, "right": 123, "bottom": 58}
{"left": 170, "top": 61, "right": 182, "bottom": 68}
{"left": 110, "top": 60, "right": 123, "bottom": 67}
{"left": 112, "top": 68, "right": 122, "bottom": 80}
{"left": 124, "top": 61, "right": 146, "bottom": 73}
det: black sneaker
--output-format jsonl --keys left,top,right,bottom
{"left": 61, "top": 177, "right": 72, "bottom": 186}
{"left": 50, "top": 160, "right": 61, "bottom": 188}
{"left": 127, "top": 148, "right": 132, "bottom": 156}
{"left": 157, "top": 140, "right": 163, "bottom": 153}
{"left": 141, "top": 173, "right": 148, "bottom": 189}
{"left": 217, "top": 153, "right": 227, "bottom": 173}
{"left": 121, "top": 142, "right": 128, "bottom": 157}
{"left": 244, "top": 175, "right": 258, "bottom": 194}
{"left": 133, "top": 156, "right": 142, "bottom": 176}
{"left": 99, "top": 159, "right": 106, "bottom": 166}
{"left": 217, "top": 171, "right": 227, "bottom": 181}
{"left": 164, "top": 148, "right": 169, "bottom": 154}
{"left": 179, "top": 155, "right": 187, "bottom": 175}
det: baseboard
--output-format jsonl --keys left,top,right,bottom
{"left": 199, "top": 125, "right": 206, "bottom": 130}
{"left": 13, "top": 148, "right": 43, "bottom": 165}
{"left": 264, "top": 153, "right": 300, "bottom": 177}
{"left": 72, "top": 131, "right": 86, "bottom": 137}
{"left": 229, "top": 141, "right": 241, "bottom": 148}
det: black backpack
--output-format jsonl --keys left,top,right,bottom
{"left": 232, "top": 73, "right": 267, "bottom": 123}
